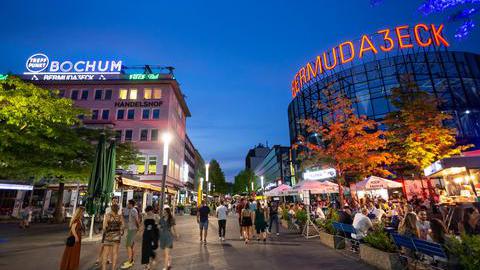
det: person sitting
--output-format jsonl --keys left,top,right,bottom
{"left": 315, "top": 204, "right": 326, "bottom": 220}
{"left": 352, "top": 208, "right": 373, "bottom": 240}
{"left": 417, "top": 210, "right": 431, "bottom": 241}
{"left": 338, "top": 206, "right": 353, "bottom": 225}
{"left": 460, "top": 207, "right": 480, "bottom": 235}
{"left": 399, "top": 212, "right": 419, "bottom": 238}
{"left": 430, "top": 218, "right": 448, "bottom": 245}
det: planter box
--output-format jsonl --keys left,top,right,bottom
{"left": 319, "top": 231, "right": 345, "bottom": 249}
{"left": 359, "top": 244, "right": 402, "bottom": 270}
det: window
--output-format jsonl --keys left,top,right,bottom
{"left": 58, "top": 90, "right": 65, "bottom": 98}
{"left": 144, "top": 88, "right": 152, "bottom": 99}
{"left": 92, "top": 109, "right": 99, "bottom": 120}
{"left": 129, "top": 89, "right": 137, "bottom": 100}
{"left": 137, "top": 155, "right": 146, "bottom": 175}
{"left": 116, "top": 109, "right": 125, "bottom": 120}
{"left": 104, "top": 89, "right": 112, "bottom": 100}
{"left": 168, "top": 159, "right": 175, "bottom": 177}
{"left": 142, "top": 109, "right": 150, "bottom": 120}
{"left": 81, "top": 90, "right": 89, "bottom": 100}
{"left": 127, "top": 109, "right": 135, "bottom": 120}
{"left": 151, "top": 129, "right": 158, "bottom": 141}
{"left": 148, "top": 156, "right": 157, "bottom": 175}
{"left": 153, "top": 88, "right": 162, "bottom": 99}
{"left": 140, "top": 129, "right": 148, "bottom": 141}
{"left": 115, "top": 130, "right": 122, "bottom": 141}
{"left": 102, "top": 109, "right": 110, "bottom": 120}
{"left": 119, "top": 89, "right": 128, "bottom": 100}
{"left": 94, "top": 89, "right": 103, "bottom": 100}
{"left": 78, "top": 114, "right": 85, "bottom": 120}
{"left": 71, "top": 90, "right": 79, "bottom": 100}
{"left": 152, "top": 109, "right": 160, "bottom": 119}
{"left": 125, "top": 129, "right": 133, "bottom": 141}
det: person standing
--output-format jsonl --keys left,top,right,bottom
{"left": 197, "top": 200, "right": 210, "bottom": 245}
{"left": 60, "top": 206, "right": 85, "bottom": 270}
{"left": 236, "top": 198, "right": 245, "bottom": 239}
{"left": 121, "top": 200, "right": 140, "bottom": 269}
{"left": 268, "top": 201, "right": 280, "bottom": 236}
{"left": 96, "top": 197, "right": 120, "bottom": 266}
{"left": 159, "top": 206, "right": 179, "bottom": 270}
{"left": 216, "top": 200, "right": 228, "bottom": 241}
{"left": 101, "top": 204, "right": 123, "bottom": 270}
{"left": 141, "top": 206, "right": 159, "bottom": 270}
{"left": 241, "top": 202, "right": 253, "bottom": 244}
{"left": 254, "top": 201, "right": 267, "bottom": 243}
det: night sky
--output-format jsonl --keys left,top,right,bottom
{"left": 1, "top": 1, "right": 480, "bottom": 181}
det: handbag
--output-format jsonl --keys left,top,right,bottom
{"left": 66, "top": 235, "right": 75, "bottom": 247}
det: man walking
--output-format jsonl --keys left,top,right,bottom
{"left": 236, "top": 198, "right": 245, "bottom": 239}
{"left": 197, "top": 200, "right": 210, "bottom": 245}
{"left": 268, "top": 201, "right": 280, "bottom": 236}
{"left": 121, "top": 199, "right": 140, "bottom": 269}
{"left": 216, "top": 200, "right": 228, "bottom": 241}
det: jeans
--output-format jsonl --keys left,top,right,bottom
{"left": 269, "top": 214, "right": 279, "bottom": 233}
{"left": 218, "top": 219, "right": 226, "bottom": 237}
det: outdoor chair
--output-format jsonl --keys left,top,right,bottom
{"left": 391, "top": 233, "right": 448, "bottom": 270}
{"left": 332, "top": 222, "right": 359, "bottom": 252}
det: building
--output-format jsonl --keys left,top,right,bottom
{"left": 253, "top": 145, "right": 293, "bottom": 188}
{"left": 184, "top": 135, "right": 196, "bottom": 189}
{"left": 245, "top": 144, "right": 270, "bottom": 171}
{"left": 19, "top": 54, "right": 195, "bottom": 203}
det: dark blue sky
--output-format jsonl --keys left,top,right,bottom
{"left": 1, "top": 1, "right": 480, "bottom": 180}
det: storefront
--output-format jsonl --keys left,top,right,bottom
{"left": 0, "top": 182, "right": 34, "bottom": 218}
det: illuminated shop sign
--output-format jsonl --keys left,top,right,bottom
{"left": 0, "top": 74, "right": 7, "bottom": 80}
{"left": 129, "top": 74, "right": 160, "bottom": 80}
{"left": 114, "top": 101, "right": 163, "bottom": 108}
{"left": 23, "top": 53, "right": 122, "bottom": 81}
{"left": 291, "top": 23, "right": 450, "bottom": 97}
{"left": 303, "top": 168, "right": 336, "bottom": 180}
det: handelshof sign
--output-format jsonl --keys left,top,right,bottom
{"left": 303, "top": 168, "right": 336, "bottom": 181}
{"left": 23, "top": 53, "right": 122, "bottom": 81}
{"left": 291, "top": 23, "right": 450, "bottom": 97}
{"left": 114, "top": 101, "right": 163, "bottom": 108}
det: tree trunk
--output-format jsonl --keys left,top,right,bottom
{"left": 337, "top": 176, "right": 345, "bottom": 207}
{"left": 54, "top": 182, "right": 65, "bottom": 223}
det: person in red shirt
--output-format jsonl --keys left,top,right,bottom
{"left": 236, "top": 198, "right": 245, "bottom": 239}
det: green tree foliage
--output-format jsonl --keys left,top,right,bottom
{"left": 233, "top": 169, "right": 254, "bottom": 194}
{"left": 208, "top": 159, "right": 227, "bottom": 194}
{"left": 384, "top": 76, "right": 471, "bottom": 177}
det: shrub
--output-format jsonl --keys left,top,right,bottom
{"left": 363, "top": 224, "right": 396, "bottom": 253}
{"left": 317, "top": 208, "right": 338, "bottom": 234}
{"left": 281, "top": 207, "right": 289, "bottom": 220}
{"left": 446, "top": 234, "right": 480, "bottom": 270}
{"left": 296, "top": 209, "right": 308, "bottom": 224}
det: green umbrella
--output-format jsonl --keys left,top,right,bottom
{"left": 86, "top": 134, "right": 107, "bottom": 215}
{"left": 101, "top": 140, "right": 116, "bottom": 210}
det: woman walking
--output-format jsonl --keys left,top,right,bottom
{"left": 254, "top": 201, "right": 267, "bottom": 243}
{"left": 141, "top": 206, "right": 159, "bottom": 270}
{"left": 101, "top": 204, "right": 123, "bottom": 270}
{"left": 60, "top": 206, "right": 84, "bottom": 270}
{"left": 241, "top": 202, "right": 253, "bottom": 244}
{"left": 159, "top": 206, "right": 178, "bottom": 270}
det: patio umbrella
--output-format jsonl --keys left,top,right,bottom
{"left": 355, "top": 176, "right": 403, "bottom": 190}
{"left": 86, "top": 134, "right": 107, "bottom": 216}
{"left": 293, "top": 180, "right": 339, "bottom": 194}
{"left": 101, "top": 140, "right": 116, "bottom": 211}
{"left": 265, "top": 184, "right": 292, "bottom": 196}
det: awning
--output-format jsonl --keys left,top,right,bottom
{"left": 424, "top": 156, "right": 480, "bottom": 177}
{"left": 0, "top": 183, "right": 33, "bottom": 191}
{"left": 117, "top": 177, "right": 175, "bottom": 195}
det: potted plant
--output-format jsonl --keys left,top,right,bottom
{"left": 280, "top": 207, "right": 289, "bottom": 228}
{"left": 360, "top": 224, "right": 401, "bottom": 270}
{"left": 296, "top": 209, "right": 308, "bottom": 228}
{"left": 446, "top": 233, "right": 480, "bottom": 270}
{"left": 317, "top": 209, "right": 345, "bottom": 249}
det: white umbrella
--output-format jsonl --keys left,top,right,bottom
{"left": 293, "top": 180, "right": 339, "bottom": 194}
{"left": 264, "top": 184, "right": 292, "bottom": 197}
{"left": 355, "top": 176, "right": 403, "bottom": 190}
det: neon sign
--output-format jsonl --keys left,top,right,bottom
{"left": 128, "top": 74, "right": 160, "bottom": 80}
{"left": 0, "top": 74, "right": 7, "bottom": 80}
{"left": 291, "top": 23, "right": 450, "bottom": 97}
{"left": 23, "top": 53, "right": 122, "bottom": 81}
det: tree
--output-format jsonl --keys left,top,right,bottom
{"left": 208, "top": 159, "right": 228, "bottom": 195}
{"left": 297, "top": 84, "right": 395, "bottom": 205}
{"left": 384, "top": 75, "right": 471, "bottom": 177}
{"left": 233, "top": 169, "right": 254, "bottom": 194}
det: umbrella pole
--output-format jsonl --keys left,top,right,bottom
{"left": 89, "top": 214, "right": 95, "bottom": 240}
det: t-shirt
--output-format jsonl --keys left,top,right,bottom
{"left": 352, "top": 213, "right": 373, "bottom": 239}
{"left": 249, "top": 202, "right": 257, "bottom": 212}
{"left": 198, "top": 205, "right": 210, "bottom": 223}
{"left": 216, "top": 205, "right": 228, "bottom": 220}
{"left": 417, "top": 220, "right": 431, "bottom": 240}
{"left": 126, "top": 207, "right": 139, "bottom": 230}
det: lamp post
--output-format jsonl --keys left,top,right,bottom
{"left": 261, "top": 175, "right": 264, "bottom": 193}
{"left": 159, "top": 132, "right": 172, "bottom": 212}
{"left": 205, "top": 163, "right": 210, "bottom": 202}
{"left": 198, "top": 177, "right": 204, "bottom": 206}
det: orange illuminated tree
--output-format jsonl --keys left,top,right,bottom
{"left": 296, "top": 85, "right": 395, "bottom": 205}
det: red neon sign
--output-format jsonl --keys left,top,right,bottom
{"left": 291, "top": 23, "right": 450, "bottom": 98}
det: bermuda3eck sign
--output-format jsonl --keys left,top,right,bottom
{"left": 291, "top": 23, "right": 450, "bottom": 97}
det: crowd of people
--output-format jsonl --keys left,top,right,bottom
{"left": 59, "top": 197, "right": 179, "bottom": 270}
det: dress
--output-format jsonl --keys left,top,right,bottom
{"left": 60, "top": 219, "right": 82, "bottom": 270}
{"left": 141, "top": 216, "right": 159, "bottom": 264}
{"left": 254, "top": 209, "right": 267, "bottom": 233}
{"left": 241, "top": 209, "right": 252, "bottom": 227}
{"left": 159, "top": 217, "right": 175, "bottom": 249}
{"left": 103, "top": 214, "right": 122, "bottom": 245}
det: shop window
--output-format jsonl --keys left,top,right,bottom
{"left": 119, "top": 89, "right": 128, "bottom": 100}
{"left": 94, "top": 89, "right": 103, "bottom": 100}
{"left": 102, "top": 109, "right": 110, "bottom": 120}
{"left": 153, "top": 88, "right": 162, "bottom": 99}
{"left": 137, "top": 155, "right": 146, "bottom": 175}
{"left": 142, "top": 109, "right": 150, "bottom": 120}
{"left": 148, "top": 156, "right": 157, "bottom": 175}
{"left": 127, "top": 109, "right": 135, "bottom": 120}
{"left": 92, "top": 109, "right": 99, "bottom": 120}
{"left": 71, "top": 90, "right": 79, "bottom": 100}
{"left": 129, "top": 89, "right": 138, "bottom": 100}
{"left": 81, "top": 90, "right": 89, "bottom": 100}
{"left": 140, "top": 129, "right": 148, "bottom": 141}
{"left": 144, "top": 88, "right": 152, "bottom": 99}
{"left": 125, "top": 129, "right": 133, "bottom": 141}
{"left": 151, "top": 129, "right": 158, "bottom": 141}
{"left": 104, "top": 89, "right": 112, "bottom": 100}
{"left": 117, "top": 109, "right": 125, "bottom": 120}
{"left": 115, "top": 130, "right": 122, "bottom": 141}
{"left": 152, "top": 109, "right": 160, "bottom": 119}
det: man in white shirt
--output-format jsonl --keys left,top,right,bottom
{"left": 417, "top": 210, "right": 431, "bottom": 240}
{"left": 352, "top": 208, "right": 373, "bottom": 240}
{"left": 373, "top": 205, "right": 385, "bottom": 223}
{"left": 216, "top": 200, "right": 228, "bottom": 241}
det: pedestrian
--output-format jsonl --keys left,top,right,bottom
{"left": 236, "top": 198, "right": 245, "bottom": 239}
{"left": 241, "top": 202, "right": 253, "bottom": 244}
{"left": 141, "top": 206, "right": 159, "bottom": 270}
{"left": 101, "top": 204, "right": 123, "bottom": 270}
{"left": 96, "top": 197, "right": 119, "bottom": 266}
{"left": 197, "top": 200, "right": 210, "bottom": 245}
{"left": 254, "top": 201, "right": 267, "bottom": 243}
{"left": 159, "top": 206, "right": 179, "bottom": 270}
{"left": 121, "top": 200, "right": 140, "bottom": 269}
{"left": 268, "top": 201, "right": 280, "bottom": 236}
{"left": 216, "top": 200, "right": 228, "bottom": 241}
{"left": 60, "top": 206, "right": 84, "bottom": 270}
{"left": 19, "top": 203, "right": 32, "bottom": 229}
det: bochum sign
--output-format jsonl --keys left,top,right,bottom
{"left": 291, "top": 23, "right": 450, "bottom": 98}
{"left": 23, "top": 53, "right": 123, "bottom": 81}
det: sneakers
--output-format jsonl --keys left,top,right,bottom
{"left": 121, "top": 260, "right": 134, "bottom": 269}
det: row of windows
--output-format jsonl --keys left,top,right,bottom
{"left": 89, "top": 108, "right": 161, "bottom": 121}
{"left": 115, "top": 129, "right": 159, "bottom": 142}
{"left": 61, "top": 88, "right": 162, "bottom": 101}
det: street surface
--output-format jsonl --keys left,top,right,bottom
{"left": 0, "top": 214, "right": 373, "bottom": 270}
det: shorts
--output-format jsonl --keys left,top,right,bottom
{"left": 125, "top": 229, "right": 136, "bottom": 247}
{"left": 199, "top": 221, "right": 208, "bottom": 230}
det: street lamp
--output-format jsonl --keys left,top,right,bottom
{"left": 159, "top": 132, "right": 172, "bottom": 212}
{"left": 205, "top": 163, "right": 210, "bottom": 202}
{"left": 199, "top": 177, "right": 204, "bottom": 205}
{"left": 261, "top": 176, "right": 264, "bottom": 190}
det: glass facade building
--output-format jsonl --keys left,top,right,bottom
{"left": 288, "top": 51, "right": 480, "bottom": 148}
{"left": 253, "top": 145, "right": 292, "bottom": 187}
